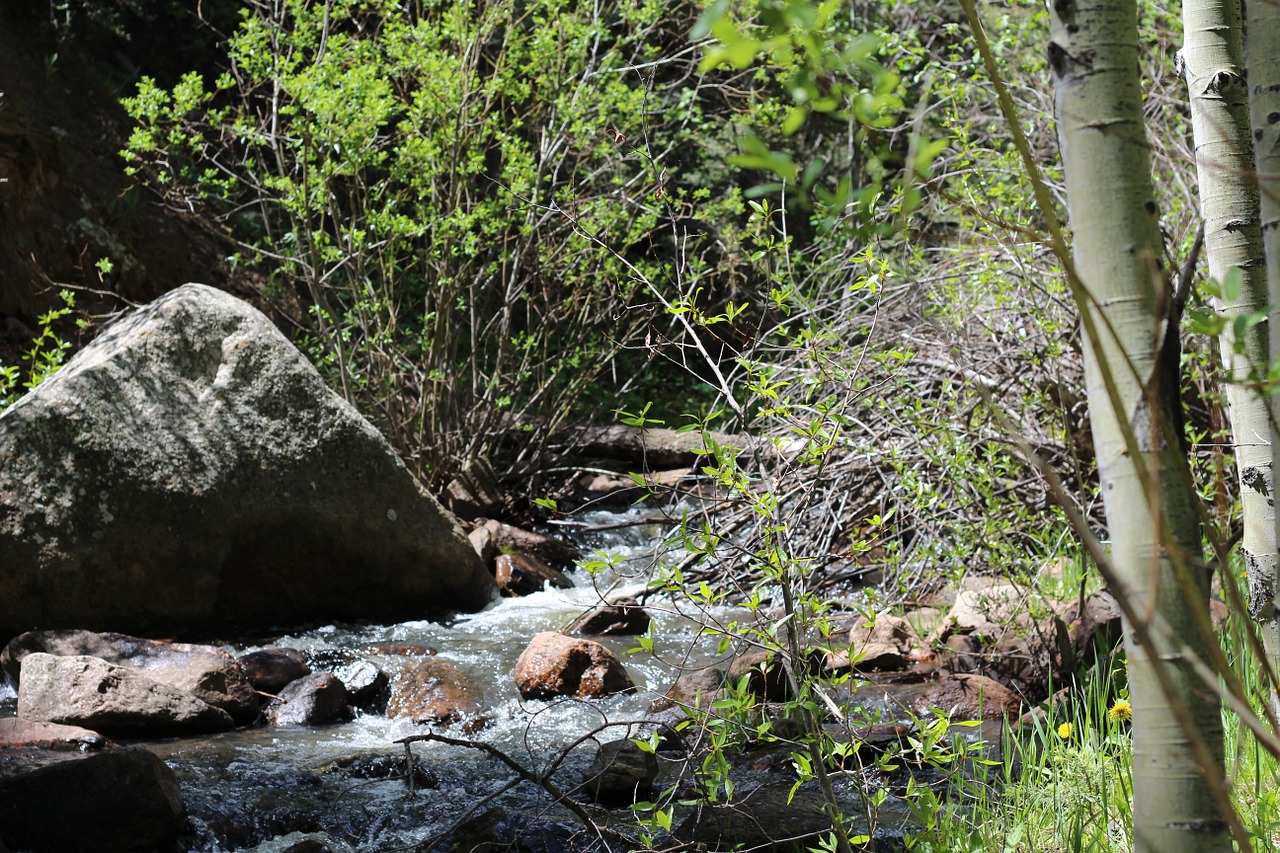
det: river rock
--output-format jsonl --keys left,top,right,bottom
{"left": 580, "top": 739, "right": 658, "bottom": 805}
{"left": 0, "top": 718, "right": 110, "bottom": 752}
{"left": 0, "top": 283, "right": 496, "bottom": 641}
{"left": 825, "top": 613, "right": 919, "bottom": 673}
{"left": 2, "top": 629, "right": 259, "bottom": 723}
{"left": 265, "top": 672, "right": 351, "bottom": 726}
{"left": 18, "top": 653, "right": 234, "bottom": 734}
{"left": 0, "top": 747, "right": 186, "bottom": 852}
{"left": 674, "top": 783, "right": 833, "bottom": 851}
{"left": 243, "top": 831, "right": 357, "bottom": 853}
{"left": 493, "top": 552, "right": 573, "bottom": 596}
{"left": 932, "top": 584, "right": 1073, "bottom": 702}
{"left": 387, "top": 659, "right": 484, "bottom": 725}
{"left": 650, "top": 666, "right": 728, "bottom": 713}
{"left": 909, "top": 673, "right": 1023, "bottom": 720}
{"left": 513, "top": 632, "right": 634, "bottom": 700}
{"left": 468, "top": 519, "right": 583, "bottom": 571}
{"left": 571, "top": 597, "right": 650, "bottom": 636}
{"left": 334, "top": 659, "right": 389, "bottom": 714}
{"left": 238, "top": 648, "right": 311, "bottom": 695}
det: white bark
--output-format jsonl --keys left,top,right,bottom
{"left": 1050, "top": 0, "right": 1226, "bottom": 848}
{"left": 1183, "top": 0, "right": 1275, "bottom": 667}
{"left": 1248, "top": 0, "right": 1280, "bottom": 683}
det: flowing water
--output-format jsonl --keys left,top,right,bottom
{"left": 1, "top": 507, "right": 933, "bottom": 852}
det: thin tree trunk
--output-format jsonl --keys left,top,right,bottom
{"left": 1049, "top": 0, "right": 1227, "bottom": 849}
{"left": 1182, "top": 0, "right": 1275, "bottom": 675}
{"left": 1247, "top": 0, "right": 1280, "bottom": 700}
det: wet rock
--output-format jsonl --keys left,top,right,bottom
{"left": 0, "top": 283, "right": 496, "bottom": 641}
{"left": 358, "top": 644, "right": 437, "bottom": 658}
{"left": 674, "top": 784, "right": 831, "bottom": 851}
{"left": 909, "top": 673, "right": 1023, "bottom": 720}
{"left": 243, "top": 832, "right": 357, "bottom": 853}
{"left": 0, "top": 747, "right": 186, "bottom": 852}
{"left": 650, "top": 666, "right": 728, "bottom": 713}
{"left": 318, "top": 751, "right": 437, "bottom": 789}
{"left": 580, "top": 739, "right": 658, "bottom": 806}
{"left": 0, "top": 718, "right": 110, "bottom": 752}
{"left": 265, "top": 673, "right": 351, "bottom": 726}
{"left": 2, "top": 629, "right": 259, "bottom": 722}
{"left": 514, "top": 632, "right": 634, "bottom": 700}
{"left": 571, "top": 597, "right": 651, "bottom": 636}
{"left": 468, "top": 519, "right": 583, "bottom": 572}
{"left": 333, "top": 659, "right": 389, "bottom": 714}
{"left": 387, "top": 659, "right": 484, "bottom": 725}
{"left": 446, "top": 807, "right": 589, "bottom": 853}
{"left": 494, "top": 552, "right": 574, "bottom": 596}
{"left": 239, "top": 648, "right": 311, "bottom": 696}
{"left": 18, "top": 653, "right": 234, "bottom": 734}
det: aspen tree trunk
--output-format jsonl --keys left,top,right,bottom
{"left": 1182, "top": 0, "right": 1275, "bottom": 671}
{"left": 1247, "top": 0, "right": 1280, "bottom": 680}
{"left": 1049, "top": 0, "right": 1227, "bottom": 849}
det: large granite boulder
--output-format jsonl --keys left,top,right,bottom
{"left": 0, "top": 283, "right": 496, "bottom": 640}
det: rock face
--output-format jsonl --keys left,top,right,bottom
{"left": 513, "top": 632, "right": 634, "bottom": 700}
{"left": 0, "top": 283, "right": 496, "bottom": 640}
{"left": 0, "top": 747, "right": 187, "bottom": 852}
{"left": 17, "top": 653, "right": 234, "bottom": 734}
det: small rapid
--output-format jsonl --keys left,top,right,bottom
{"left": 135, "top": 506, "right": 718, "bottom": 852}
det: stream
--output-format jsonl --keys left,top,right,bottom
{"left": 0, "top": 506, "right": 930, "bottom": 852}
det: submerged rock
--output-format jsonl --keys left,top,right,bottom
{"left": 0, "top": 283, "right": 496, "bottom": 640}
{"left": 513, "top": 632, "right": 634, "bottom": 700}
{"left": 17, "top": 653, "right": 234, "bottom": 734}
{"left": 0, "top": 747, "right": 187, "bottom": 852}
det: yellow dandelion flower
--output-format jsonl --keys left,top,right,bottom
{"left": 1109, "top": 699, "right": 1132, "bottom": 723}
{"left": 1056, "top": 722, "right": 1073, "bottom": 739}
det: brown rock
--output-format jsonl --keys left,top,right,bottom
{"left": 265, "top": 672, "right": 351, "bottom": 726}
{"left": 0, "top": 747, "right": 187, "bottom": 853}
{"left": 825, "top": 614, "right": 920, "bottom": 673}
{"left": 494, "top": 552, "right": 573, "bottom": 597}
{"left": 0, "top": 718, "right": 110, "bottom": 752}
{"left": 18, "top": 653, "right": 234, "bottom": 734}
{"left": 513, "top": 632, "right": 634, "bottom": 700}
{"left": 1059, "top": 589, "right": 1123, "bottom": 663}
{"left": 237, "top": 648, "right": 311, "bottom": 695}
{"left": 650, "top": 666, "right": 727, "bottom": 713}
{"left": 468, "top": 520, "right": 583, "bottom": 572}
{"left": 387, "top": 660, "right": 484, "bottom": 725}
{"left": 3, "top": 629, "right": 259, "bottom": 723}
{"left": 571, "top": 597, "right": 651, "bottom": 636}
{"left": 910, "top": 673, "right": 1023, "bottom": 720}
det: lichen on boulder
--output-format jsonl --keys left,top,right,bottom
{"left": 0, "top": 283, "right": 496, "bottom": 640}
